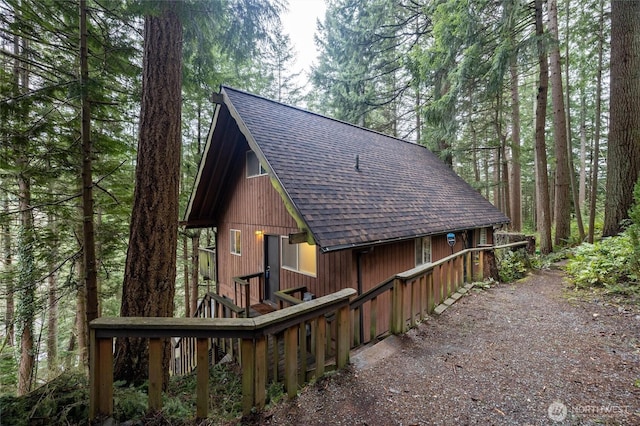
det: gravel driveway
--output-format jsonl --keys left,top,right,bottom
{"left": 251, "top": 267, "right": 640, "bottom": 425}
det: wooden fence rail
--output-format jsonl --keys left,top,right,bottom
{"left": 89, "top": 288, "right": 356, "bottom": 420}
{"left": 349, "top": 241, "right": 529, "bottom": 345}
{"left": 90, "top": 241, "right": 529, "bottom": 421}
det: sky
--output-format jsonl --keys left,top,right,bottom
{"left": 280, "top": 0, "right": 327, "bottom": 83}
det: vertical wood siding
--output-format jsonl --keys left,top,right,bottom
{"left": 213, "top": 140, "right": 499, "bottom": 332}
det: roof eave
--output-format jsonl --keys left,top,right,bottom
{"left": 319, "top": 219, "right": 510, "bottom": 253}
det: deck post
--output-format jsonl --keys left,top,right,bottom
{"left": 89, "top": 334, "right": 114, "bottom": 419}
{"left": 255, "top": 336, "right": 267, "bottom": 410}
{"left": 314, "top": 316, "right": 326, "bottom": 378}
{"left": 298, "top": 322, "right": 307, "bottom": 385}
{"left": 284, "top": 325, "right": 298, "bottom": 398}
{"left": 148, "top": 338, "right": 163, "bottom": 411}
{"left": 241, "top": 338, "right": 256, "bottom": 415}
{"left": 427, "top": 272, "right": 434, "bottom": 312}
{"left": 196, "top": 338, "right": 209, "bottom": 418}
{"left": 335, "top": 304, "right": 350, "bottom": 368}
{"left": 391, "top": 278, "right": 405, "bottom": 334}
{"left": 370, "top": 297, "right": 378, "bottom": 342}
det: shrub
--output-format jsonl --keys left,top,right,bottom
{"left": 497, "top": 249, "right": 529, "bottom": 283}
{"left": 565, "top": 232, "right": 638, "bottom": 291}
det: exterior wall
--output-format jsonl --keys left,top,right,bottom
{"left": 213, "top": 139, "right": 500, "bottom": 318}
{"left": 215, "top": 144, "right": 354, "bottom": 305}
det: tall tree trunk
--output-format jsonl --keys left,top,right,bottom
{"left": 114, "top": 2, "right": 182, "bottom": 388}
{"left": 548, "top": 0, "right": 571, "bottom": 246}
{"left": 76, "top": 256, "right": 88, "bottom": 366}
{"left": 15, "top": 25, "right": 35, "bottom": 397}
{"left": 534, "top": 0, "right": 553, "bottom": 254}
{"left": 2, "top": 194, "right": 14, "bottom": 347}
{"left": 47, "top": 215, "right": 58, "bottom": 377}
{"left": 588, "top": 0, "right": 605, "bottom": 243}
{"left": 17, "top": 170, "right": 35, "bottom": 396}
{"left": 509, "top": 54, "right": 522, "bottom": 231}
{"left": 80, "top": 0, "right": 99, "bottom": 331}
{"left": 603, "top": 0, "right": 640, "bottom": 236}
{"left": 579, "top": 94, "right": 587, "bottom": 211}
{"left": 563, "top": 0, "right": 585, "bottom": 242}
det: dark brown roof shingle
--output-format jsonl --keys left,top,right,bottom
{"left": 188, "top": 86, "right": 509, "bottom": 252}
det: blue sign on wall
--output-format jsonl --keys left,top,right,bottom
{"left": 447, "top": 233, "right": 456, "bottom": 247}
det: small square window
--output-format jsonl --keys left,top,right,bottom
{"left": 230, "top": 229, "right": 241, "bottom": 255}
{"left": 246, "top": 150, "right": 267, "bottom": 177}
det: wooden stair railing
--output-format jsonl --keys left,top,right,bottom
{"left": 89, "top": 288, "right": 356, "bottom": 420}
{"left": 172, "top": 292, "right": 245, "bottom": 376}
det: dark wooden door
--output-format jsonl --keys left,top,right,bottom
{"left": 265, "top": 235, "right": 280, "bottom": 302}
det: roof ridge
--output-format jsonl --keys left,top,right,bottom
{"left": 220, "top": 85, "right": 428, "bottom": 152}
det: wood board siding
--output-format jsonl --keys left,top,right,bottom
{"left": 215, "top": 141, "right": 355, "bottom": 304}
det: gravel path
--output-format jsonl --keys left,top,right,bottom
{"left": 251, "top": 268, "right": 640, "bottom": 425}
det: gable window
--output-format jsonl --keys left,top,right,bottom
{"left": 479, "top": 228, "right": 487, "bottom": 245}
{"left": 230, "top": 229, "right": 241, "bottom": 255}
{"left": 246, "top": 150, "right": 267, "bottom": 177}
{"left": 281, "top": 236, "right": 317, "bottom": 276}
{"left": 415, "top": 236, "right": 431, "bottom": 266}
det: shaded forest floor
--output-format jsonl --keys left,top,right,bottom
{"left": 249, "top": 267, "right": 640, "bottom": 425}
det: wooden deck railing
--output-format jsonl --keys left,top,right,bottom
{"left": 89, "top": 288, "right": 356, "bottom": 420}
{"left": 90, "top": 242, "right": 529, "bottom": 421}
{"left": 349, "top": 241, "right": 529, "bottom": 346}
{"left": 274, "top": 285, "right": 307, "bottom": 308}
{"left": 172, "top": 292, "right": 245, "bottom": 375}
{"left": 233, "top": 272, "right": 264, "bottom": 317}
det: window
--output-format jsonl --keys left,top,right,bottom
{"left": 415, "top": 236, "right": 431, "bottom": 266}
{"left": 281, "top": 236, "right": 317, "bottom": 276}
{"left": 479, "top": 228, "right": 487, "bottom": 245}
{"left": 230, "top": 229, "right": 241, "bottom": 255}
{"left": 246, "top": 150, "right": 267, "bottom": 177}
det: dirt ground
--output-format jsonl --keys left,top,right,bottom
{"left": 247, "top": 267, "right": 640, "bottom": 425}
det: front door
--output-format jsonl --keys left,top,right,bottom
{"left": 264, "top": 235, "right": 280, "bottom": 303}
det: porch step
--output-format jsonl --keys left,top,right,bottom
{"left": 249, "top": 303, "right": 276, "bottom": 317}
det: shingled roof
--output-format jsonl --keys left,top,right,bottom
{"left": 186, "top": 86, "right": 509, "bottom": 252}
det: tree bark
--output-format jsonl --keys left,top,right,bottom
{"left": 534, "top": 0, "right": 553, "bottom": 254}
{"left": 114, "top": 1, "right": 182, "bottom": 388}
{"left": 2, "top": 193, "right": 14, "bottom": 347}
{"left": 17, "top": 170, "right": 35, "bottom": 396}
{"left": 75, "top": 256, "right": 88, "bottom": 366}
{"left": 603, "top": 0, "right": 640, "bottom": 236}
{"left": 588, "top": 0, "right": 605, "bottom": 243}
{"left": 47, "top": 214, "right": 58, "bottom": 377}
{"left": 509, "top": 53, "right": 522, "bottom": 231}
{"left": 564, "top": 0, "right": 585, "bottom": 242}
{"left": 80, "top": 0, "right": 99, "bottom": 331}
{"left": 548, "top": 0, "right": 571, "bottom": 246}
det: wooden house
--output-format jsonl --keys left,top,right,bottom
{"left": 185, "top": 86, "right": 509, "bottom": 336}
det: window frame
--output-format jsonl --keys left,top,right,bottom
{"left": 280, "top": 236, "right": 317, "bottom": 277}
{"left": 415, "top": 236, "right": 432, "bottom": 266}
{"left": 246, "top": 150, "right": 267, "bottom": 178}
{"left": 230, "top": 229, "right": 241, "bottom": 256}
{"left": 479, "top": 228, "right": 488, "bottom": 245}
